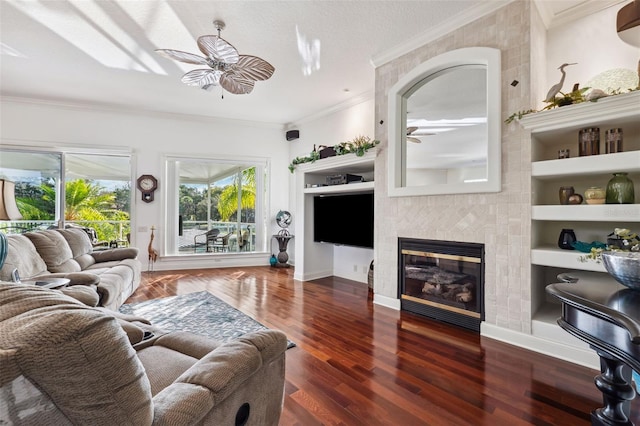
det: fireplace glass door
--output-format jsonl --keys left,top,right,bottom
{"left": 399, "top": 238, "right": 484, "bottom": 331}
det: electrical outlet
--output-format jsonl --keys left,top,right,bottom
{"left": 353, "top": 264, "right": 357, "bottom": 272}
{"left": 138, "top": 226, "right": 148, "bottom": 233}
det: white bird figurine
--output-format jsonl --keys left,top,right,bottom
{"left": 544, "top": 63, "right": 577, "bottom": 102}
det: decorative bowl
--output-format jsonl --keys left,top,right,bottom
{"left": 601, "top": 251, "right": 640, "bottom": 290}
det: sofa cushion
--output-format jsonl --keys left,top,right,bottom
{"left": 25, "top": 230, "right": 81, "bottom": 273}
{"left": 0, "top": 235, "right": 49, "bottom": 281}
{"left": 0, "top": 283, "right": 154, "bottom": 424}
{"left": 56, "top": 228, "right": 96, "bottom": 269}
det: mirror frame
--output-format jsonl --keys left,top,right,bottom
{"left": 387, "top": 47, "right": 501, "bottom": 197}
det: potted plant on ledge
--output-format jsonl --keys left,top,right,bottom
{"left": 288, "top": 135, "right": 379, "bottom": 173}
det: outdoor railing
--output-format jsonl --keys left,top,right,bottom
{"left": 0, "top": 220, "right": 131, "bottom": 246}
{"left": 180, "top": 220, "right": 254, "bottom": 253}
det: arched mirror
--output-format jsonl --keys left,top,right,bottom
{"left": 388, "top": 47, "right": 501, "bottom": 197}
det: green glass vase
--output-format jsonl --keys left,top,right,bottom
{"left": 605, "top": 172, "right": 635, "bottom": 204}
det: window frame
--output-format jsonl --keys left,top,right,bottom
{"left": 163, "top": 154, "right": 270, "bottom": 256}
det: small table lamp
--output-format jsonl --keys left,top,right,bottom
{"left": 0, "top": 179, "right": 23, "bottom": 221}
{"left": 0, "top": 179, "right": 23, "bottom": 270}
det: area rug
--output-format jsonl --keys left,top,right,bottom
{"left": 119, "top": 291, "right": 295, "bottom": 349}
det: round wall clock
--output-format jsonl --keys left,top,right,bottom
{"left": 136, "top": 174, "right": 158, "bottom": 203}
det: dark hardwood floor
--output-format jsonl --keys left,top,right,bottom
{"left": 127, "top": 267, "right": 640, "bottom": 425}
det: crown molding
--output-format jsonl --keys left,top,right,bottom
{"left": 286, "top": 90, "right": 374, "bottom": 128}
{"left": 370, "top": 0, "right": 514, "bottom": 68}
{"left": 0, "top": 96, "right": 284, "bottom": 130}
{"left": 537, "top": 0, "right": 628, "bottom": 29}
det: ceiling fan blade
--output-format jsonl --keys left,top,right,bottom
{"left": 181, "top": 69, "right": 221, "bottom": 87}
{"left": 407, "top": 126, "right": 419, "bottom": 135}
{"left": 233, "top": 55, "right": 275, "bottom": 81}
{"left": 407, "top": 137, "right": 422, "bottom": 143}
{"left": 155, "top": 49, "right": 209, "bottom": 65}
{"left": 220, "top": 74, "right": 254, "bottom": 94}
{"left": 197, "top": 35, "right": 239, "bottom": 64}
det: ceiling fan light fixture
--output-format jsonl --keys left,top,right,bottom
{"left": 156, "top": 19, "right": 275, "bottom": 95}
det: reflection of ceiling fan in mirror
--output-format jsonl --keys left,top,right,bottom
{"left": 406, "top": 126, "right": 421, "bottom": 143}
{"left": 406, "top": 126, "right": 436, "bottom": 143}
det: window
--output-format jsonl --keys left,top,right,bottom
{"left": 0, "top": 148, "right": 132, "bottom": 245}
{"left": 165, "top": 156, "right": 268, "bottom": 255}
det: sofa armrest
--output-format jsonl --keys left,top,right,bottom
{"left": 151, "top": 330, "right": 287, "bottom": 425}
{"left": 29, "top": 272, "right": 100, "bottom": 286}
{"left": 91, "top": 247, "right": 139, "bottom": 263}
{"left": 59, "top": 285, "right": 100, "bottom": 307}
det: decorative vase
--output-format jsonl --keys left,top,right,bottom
{"left": 269, "top": 254, "right": 277, "bottom": 267}
{"left": 559, "top": 186, "right": 575, "bottom": 205}
{"left": 605, "top": 128, "right": 623, "bottom": 154}
{"left": 558, "top": 229, "right": 577, "bottom": 250}
{"left": 606, "top": 172, "right": 635, "bottom": 204}
{"left": 584, "top": 186, "right": 606, "bottom": 204}
{"left": 568, "top": 194, "right": 583, "bottom": 205}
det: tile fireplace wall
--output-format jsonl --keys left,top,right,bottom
{"left": 373, "top": 0, "right": 545, "bottom": 335}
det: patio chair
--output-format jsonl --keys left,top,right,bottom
{"left": 193, "top": 228, "right": 220, "bottom": 253}
{"left": 211, "top": 232, "right": 232, "bottom": 252}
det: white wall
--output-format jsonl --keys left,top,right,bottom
{"left": 0, "top": 99, "right": 291, "bottom": 271}
{"left": 287, "top": 97, "right": 375, "bottom": 282}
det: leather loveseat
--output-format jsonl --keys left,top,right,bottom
{"left": 0, "top": 282, "right": 287, "bottom": 425}
{"left": 0, "top": 228, "right": 141, "bottom": 309}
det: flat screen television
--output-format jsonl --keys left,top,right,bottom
{"left": 313, "top": 192, "right": 374, "bottom": 248}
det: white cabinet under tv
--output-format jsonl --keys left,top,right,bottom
{"left": 293, "top": 151, "right": 375, "bottom": 282}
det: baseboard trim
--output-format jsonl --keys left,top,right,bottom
{"left": 481, "top": 323, "right": 599, "bottom": 370}
{"left": 294, "top": 270, "right": 333, "bottom": 282}
{"left": 373, "top": 294, "right": 400, "bottom": 310}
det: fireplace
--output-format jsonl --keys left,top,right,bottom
{"left": 398, "top": 238, "right": 484, "bottom": 332}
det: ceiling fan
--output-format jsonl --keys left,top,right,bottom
{"left": 155, "top": 20, "right": 275, "bottom": 95}
{"left": 406, "top": 126, "right": 421, "bottom": 143}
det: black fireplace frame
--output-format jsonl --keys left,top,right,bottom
{"left": 398, "top": 238, "right": 485, "bottom": 332}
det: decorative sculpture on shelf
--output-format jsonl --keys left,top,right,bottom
{"left": 544, "top": 63, "right": 577, "bottom": 102}
{"left": 148, "top": 226, "right": 159, "bottom": 272}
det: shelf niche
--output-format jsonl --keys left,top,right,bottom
{"left": 293, "top": 151, "right": 376, "bottom": 282}
{"left": 522, "top": 91, "right": 639, "bottom": 368}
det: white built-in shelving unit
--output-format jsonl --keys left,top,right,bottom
{"left": 520, "top": 91, "right": 640, "bottom": 357}
{"left": 293, "top": 151, "right": 376, "bottom": 282}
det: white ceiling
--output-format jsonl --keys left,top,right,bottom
{"left": 0, "top": 0, "right": 618, "bottom": 127}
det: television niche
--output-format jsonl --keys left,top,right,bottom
{"left": 313, "top": 192, "right": 374, "bottom": 249}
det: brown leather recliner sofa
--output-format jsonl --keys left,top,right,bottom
{"left": 0, "top": 282, "right": 287, "bottom": 425}
{"left": 0, "top": 228, "right": 141, "bottom": 309}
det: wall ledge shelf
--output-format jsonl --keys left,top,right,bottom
{"left": 303, "top": 181, "right": 374, "bottom": 194}
{"left": 296, "top": 150, "right": 376, "bottom": 175}
{"left": 532, "top": 204, "right": 640, "bottom": 221}
{"left": 532, "top": 151, "right": 640, "bottom": 178}
{"left": 531, "top": 247, "right": 606, "bottom": 271}
{"left": 519, "top": 91, "right": 640, "bottom": 133}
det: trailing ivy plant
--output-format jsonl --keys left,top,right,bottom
{"left": 288, "top": 136, "right": 379, "bottom": 173}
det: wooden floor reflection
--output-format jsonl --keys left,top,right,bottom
{"left": 128, "top": 267, "right": 639, "bottom": 425}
